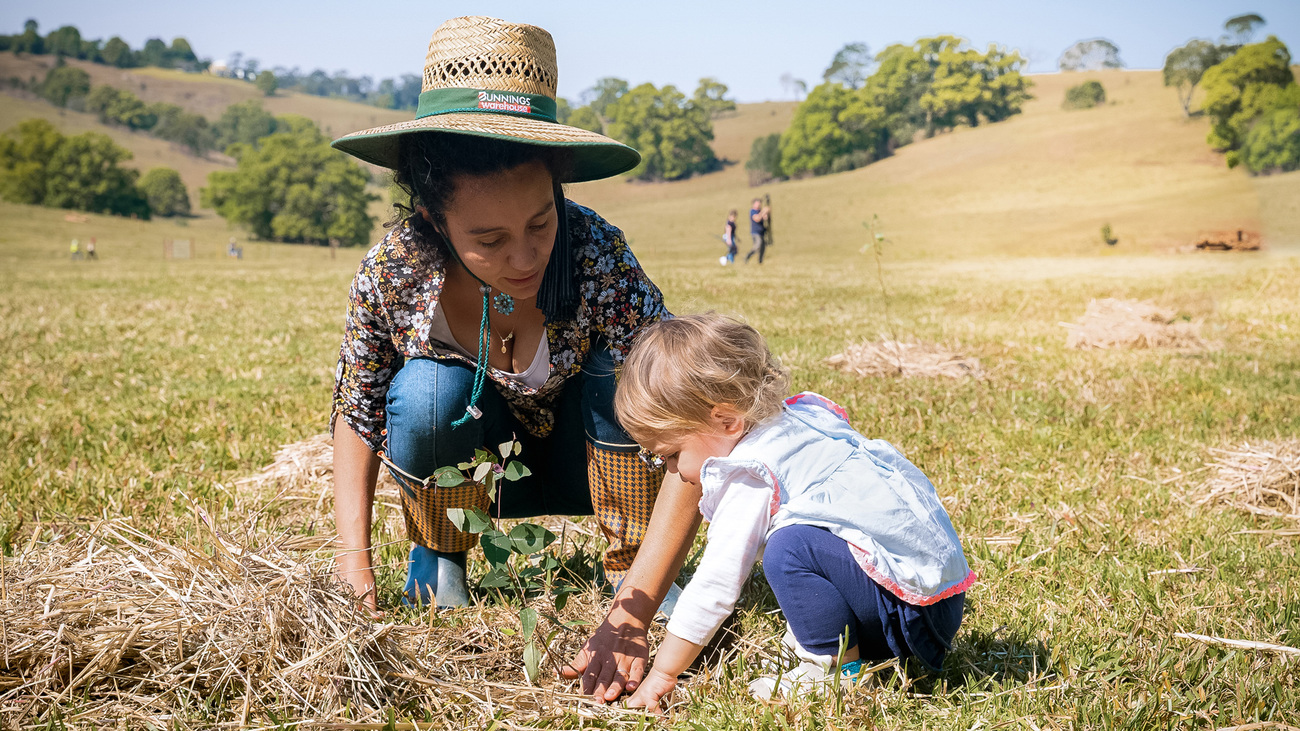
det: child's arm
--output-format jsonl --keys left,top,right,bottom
{"left": 626, "top": 467, "right": 776, "bottom": 712}
{"left": 624, "top": 632, "right": 702, "bottom": 712}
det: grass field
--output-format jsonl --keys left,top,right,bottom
{"left": 2, "top": 64, "right": 1300, "bottom": 728}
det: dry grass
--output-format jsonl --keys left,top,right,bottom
{"left": 1063, "top": 298, "right": 1209, "bottom": 350}
{"left": 0, "top": 506, "right": 652, "bottom": 728}
{"left": 825, "top": 340, "right": 982, "bottom": 379}
{"left": 1195, "top": 440, "right": 1300, "bottom": 522}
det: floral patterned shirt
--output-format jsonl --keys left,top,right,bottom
{"left": 331, "top": 201, "right": 670, "bottom": 452}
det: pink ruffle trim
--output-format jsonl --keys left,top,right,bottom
{"left": 785, "top": 392, "right": 852, "bottom": 425}
{"left": 847, "top": 543, "right": 977, "bottom": 606}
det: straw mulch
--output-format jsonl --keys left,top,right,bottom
{"left": 1194, "top": 440, "right": 1300, "bottom": 522}
{"left": 825, "top": 340, "right": 982, "bottom": 379}
{"left": 0, "top": 513, "right": 634, "bottom": 728}
{"left": 1063, "top": 298, "right": 1208, "bottom": 350}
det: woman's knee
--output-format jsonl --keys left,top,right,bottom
{"left": 581, "top": 343, "right": 638, "bottom": 449}
{"left": 385, "top": 358, "right": 480, "bottom": 471}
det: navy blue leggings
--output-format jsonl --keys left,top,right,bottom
{"left": 762, "top": 524, "right": 964, "bottom": 670}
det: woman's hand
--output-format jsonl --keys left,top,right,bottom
{"left": 561, "top": 606, "right": 650, "bottom": 701}
{"left": 625, "top": 668, "right": 678, "bottom": 715}
{"left": 562, "top": 472, "right": 702, "bottom": 702}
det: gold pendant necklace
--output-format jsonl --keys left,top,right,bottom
{"left": 499, "top": 331, "right": 514, "bottom": 354}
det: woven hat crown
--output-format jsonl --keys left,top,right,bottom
{"left": 423, "top": 16, "right": 557, "bottom": 98}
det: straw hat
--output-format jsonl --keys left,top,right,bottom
{"left": 331, "top": 16, "right": 640, "bottom": 182}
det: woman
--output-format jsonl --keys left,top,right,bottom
{"left": 329, "top": 16, "right": 696, "bottom": 701}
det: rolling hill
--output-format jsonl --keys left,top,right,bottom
{"left": 1, "top": 55, "right": 1296, "bottom": 261}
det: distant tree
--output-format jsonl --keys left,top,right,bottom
{"left": 1163, "top": 40, "right": 1226, "bottom": 116}
{"left": 0, "top": 119, "right": 64, "bottom": 204}
{"left": 39, "top": 65, "right": 91, "bottom": 107}
{"left": 778, "top": 82, "right": 886, "bottom": 176}
{"left": 85, "top": 86, "right": 157, "bottom": 130}
{"left": 1058, "top": 38, "right": 1124, "bottom": 71}
{"left": 579, "top": 77, "right": 629, "bottom": 131}
{"left": 604, "top": 83, "right": 717, "bottom": 181}
{"left": 918, "top": 37, "right": 1030, "bottom": 131}
{"left": 692, "top": 77, "right": 736, "bottom": 117}
{"left": 555, "top": 97, "right": 573, "bottom": 124}
{"left": 152, "top": 104, "right": 217, "bottom": 156}
{"left": 255, "top": 70, "right": 278, "bottom": 96}
{"left": 1201, "top": 36, "right": 1296, "bottom": 152}
{"left": 780, "top": 72, "right": 808, "bottom": 100}
{"left": 139, "top": 167, "right": 191, "bottom": 216}
{"left": 1063, "top": 80, "right": 1106, "bottom": 109}
{"left": 169, "top": 37, "right": 197, "bottom": 67}
{"left": 100, "top": 36, "right": 134, "bottom": 67}
{"left": 1223, "top": 13, "right": 1266, "bottom": 46}
{"left": 44, "top": 131, "right": 150, "bottom": 218}
{"left": 567, "top": 106, "right": 603, "bottom": 133}
{"left": 864, "top": 43, "right": 931, "bottom": 143}
{"left": 14, "top": 19, "right": 43, "bottom": 55}
{"left": 139, "top": 38, "right": 169, "bottom": 67}
{"left": 78, "top": 38, "right": 102, "bottom": 62}
{"left": 214, "top": 100, "right": 279, "bottom": 151}
{"left": 746, "top": 132, "right": 783, "bottom": 184}
{"left": 1238, "top": 106, "right": 1300, "bottom": 173}
{"left": 823, "top": 42, "right": 873, "bottom": 89}
{"left": 202, "top": 116, "right": 376, "bottom": 245}
{"left": 44, "top": 25, "right": 82, "bottom": 58}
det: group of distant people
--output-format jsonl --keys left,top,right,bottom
{"left": 69, "top": 238, "right": 97, "bottom": 260}
{"left": 720, "top": 197, "right": 772, "bottom": 266}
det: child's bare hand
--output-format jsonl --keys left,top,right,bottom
{"left": 624, "top": 668, "right": 677, "bottom": 715}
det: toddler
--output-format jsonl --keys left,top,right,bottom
{"left": 618, "top": 314, "right": 974, "bottom": 710}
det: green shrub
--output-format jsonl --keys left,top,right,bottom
{"left": 605, "top": 83, "right": 717, "bottom": 181}
{"left": 746, "top": 132, "right": 783, "bottom": 184}
{"left": 1239, "top": 105, "right": 1300, "bottom": 174}
{"left": 39, "top": 64, "right": 91, "bottom": 107}
{"left": 139, "top": 167, "right": 191, "bottom": 217}
{"left": 1063, "top": 80, "right": 1106, "bottom": 110}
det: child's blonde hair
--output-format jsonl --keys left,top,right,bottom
{"left": 616, "top": 313, "right": 791, "bottom": 445}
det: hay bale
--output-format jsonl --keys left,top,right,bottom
{"left": 826, "top": 340, "right": 982, "bottom": 379}
{"left": 1063, "top": 298, "right": 1207, "bottom": 350}
{"left": 1195, "top": 440, "right": 1300, "bottom": 522}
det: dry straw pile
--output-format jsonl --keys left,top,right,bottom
{"left": 1195, "top": 440, "right": 1300, "bottom": 522}
{"left": 826, "top": 340, "right": 982, "bottom": 379}
{"left": 1063, "top": 298, "right": 1208, "bottom": 350}
{"left": 0, "top": 513, "right": 626, "bottom": 728}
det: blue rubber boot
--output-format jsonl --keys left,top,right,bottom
{"left": 403, "top": 545, "right": 470, "bottom": 609}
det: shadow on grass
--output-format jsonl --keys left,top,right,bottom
{"left": 929, "top": 625, "right": 1053, "bottom": 692}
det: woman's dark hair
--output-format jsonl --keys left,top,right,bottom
{"left": 390, "top": 132, "right": 574, "bottom": 252}
{"left": 391, "top": 132, "right": 578, "bottom": 320}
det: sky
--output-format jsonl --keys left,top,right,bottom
{"left": 4, "top": 1, "right": 1297, "bottom": 103}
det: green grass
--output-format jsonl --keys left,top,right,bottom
{"left": 3, "top": 66, "right": 1300, "bottom": 727}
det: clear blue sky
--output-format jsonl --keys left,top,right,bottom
{"left": 4, "top": 1, "right": 1297, "bottom": 102}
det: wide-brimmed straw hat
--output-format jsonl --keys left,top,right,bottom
{"left": 331, "top": 16, "right": 639, "bottom": 182}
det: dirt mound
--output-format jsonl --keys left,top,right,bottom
{"left": 826, "top": 340, "right": 982, "bottom": 379}
{"left": 1063, "top": 298, "right": 1208, "bottom": 350}
{"left": 1194, "top": 440, "right": 1300, "bottom": 522}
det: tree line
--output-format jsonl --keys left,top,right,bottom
{"left": 1, "top": 19, "right": 199, "bottom": 70}
{"left": 1159, "top": 14, "right": 1298, "bottom": 175}
{"left": 748, "top": 36, "right": 1032, "bottom": 183}
{"left": 0, "top": 119, "right": 191, "bottom": 218}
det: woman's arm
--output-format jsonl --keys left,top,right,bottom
{"left": 332, "top": 417, "right": 383, "bottom": 612}
{"left": 561, "top": 471, "right": 702, "bottom": 702}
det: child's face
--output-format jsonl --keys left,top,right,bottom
{"left": 649, "top": 407, "right": 746, "bottom": 486}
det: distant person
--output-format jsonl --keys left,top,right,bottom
{"left": 720, "top": 209, "right": 738, "bottom": 265}
{"left": 86, "top": 238, "right": 97, "bottom": 260}
{"left": 70, "top": 239, "right": 82, "bottom": 260}
{"left": 745, "top": 198, "right": 769, "bottom": 264}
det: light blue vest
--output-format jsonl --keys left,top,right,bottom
{"left": 698, "top": 393, "right": 976, "bottom": 605}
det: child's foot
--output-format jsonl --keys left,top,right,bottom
{"left": 747, "top": 659, "right": 865, "bottom": 701}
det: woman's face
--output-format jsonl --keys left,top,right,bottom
{"left": 441, "top": 159, "right": 557, "bottom": 300}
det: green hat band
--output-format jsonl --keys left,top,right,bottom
{"left": 415, "top": 88, "right": 557, "bottom": 123}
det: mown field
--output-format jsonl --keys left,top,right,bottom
{"left": 2, "top": 64, "right": 1299, "bottom": 728}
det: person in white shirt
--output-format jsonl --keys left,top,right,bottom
{"left": 615, "top": 314, "right": 975, "bottom": 712}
